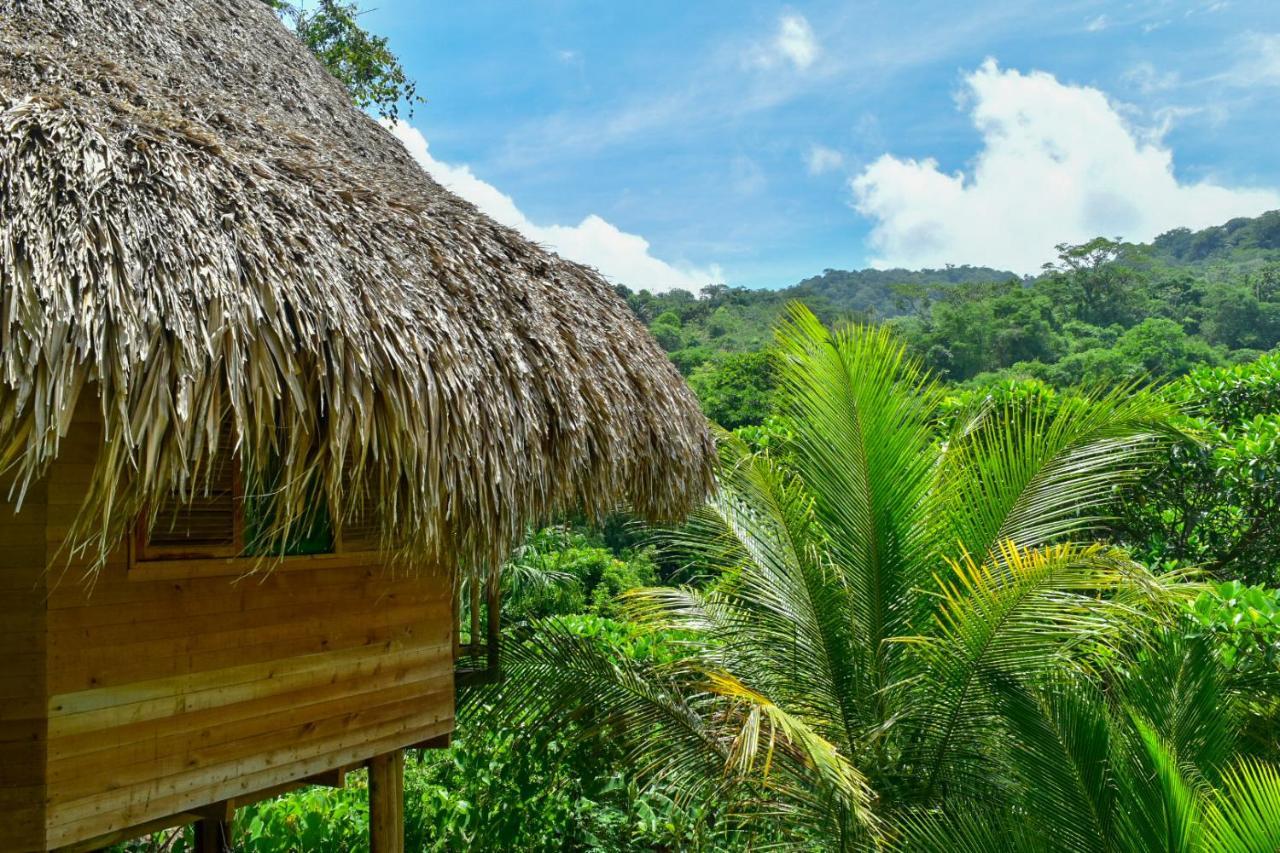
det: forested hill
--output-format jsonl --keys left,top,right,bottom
{"left": 620, "top": 209, "right": 1280, "bottom": 428}
{"left": 622, "top": 264, "right": 1015, "bottom": 367}
{"left": 1150, "top": 210, "right": 1280, "bottom": 266}
{"left": 788, "top": 264, "right": 1017, "bottom": 317}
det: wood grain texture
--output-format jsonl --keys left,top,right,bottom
{"left": 10, "top": 437, "right": 459, "bottom": 851}
{"left": 368, "top": 749, "right": 405, "bottom": 853}
{"left": 0, "top": 476, "right": 48, "bottom": 852}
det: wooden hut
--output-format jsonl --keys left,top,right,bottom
{"left": 0, "top": 1, "right": 715, "bottom": 850}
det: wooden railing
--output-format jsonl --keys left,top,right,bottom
{"left": 454, "top": 572, "right": 501, "bottom": 686}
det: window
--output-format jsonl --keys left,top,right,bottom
{"left": 135, "top": 428, "right": 376, "bottom": 562}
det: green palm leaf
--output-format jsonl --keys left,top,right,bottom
{"left": 1201, "top": 760, "right": 1280, "bottom": 852}
{"left": 908, "top": 541, "right": 1164, "bottom": 795}
{"left": 939, "top": 383, "right": 1173, "bottom": 566}
{"left": 774, "top": 304, "right": 942, "bottom": 689}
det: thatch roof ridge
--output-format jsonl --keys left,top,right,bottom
{"left": 0, "top": 0, "right": 714, "bottom": 571}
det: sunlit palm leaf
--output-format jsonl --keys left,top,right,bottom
{"left": 908, "top": 541, "right": 1165, "bottom": 795}
{"left": 774, "top": 304, "right": 942, "bottom": 689}
{"left": 648, "top": 430, "right": 869, "bottom": 751}
{"left": 939, "top": 384, "right": 1173, "bottom": 567}
{"left": 1201, "top": 760, "right": 1280, "bottom": 852}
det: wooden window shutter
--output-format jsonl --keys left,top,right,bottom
{"left": 336, "top": 452, "right": 380, "bottom": 553}
{"left": 139, "top": 421, "right": 242, "bottom": 559}
{"left": 337, "top": 502, "right": 381, "bottom": 553}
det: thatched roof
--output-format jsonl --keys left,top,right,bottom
{"left": 0, "top": 0, "right": 714, "bottom": 571}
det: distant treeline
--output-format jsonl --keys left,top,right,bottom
{"left": 619, "top": 210, "right": 1280, "bottom": 427}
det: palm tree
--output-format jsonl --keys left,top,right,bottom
{"left": 487, "top": 304, "right": 1280, "bottom": 850}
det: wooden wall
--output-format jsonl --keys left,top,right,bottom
{"left": 0, "top": 475, "right": 49, "bottom": 852}
{"left": 4, "top": 408, "right": 456, "bottom": 851}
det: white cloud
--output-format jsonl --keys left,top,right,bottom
{"left": 746, "top": 13, "right": 819, "bottom": 71}
{"left": 1086, "top": 14, "right": 1109, "bottom": 32}
{"left": 850, "top": 60, "right": 1280, "bottom": 273}
{"left": 388, "top": 121, "right": 720, "bottom": 292}
{"left": 1227, "top": 32, "right": 1280, "bottom": 86}
{"left": 776, "top": 14, "right": 819, "bottom": 69}
{"left": 1121, "top": 61, "right": 1179, "bottom": 95}
{"left": 807, "top": 144, "right": 845, "bottom": 175}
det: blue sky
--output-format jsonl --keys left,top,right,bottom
{"left": 361, "top": 1, "right": 1280, "bottom": 291}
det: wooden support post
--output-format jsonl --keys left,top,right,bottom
{"left": 193, "top": 818, "right": 232, "bottom": 853}
{"left": 486, "top": 569, "right": 501, "bottom": 676}
{"left": 469, "top": 578, "right": 481, "bottom": 650}
{"left": 368, "top": 749, "right": 405, "bottom": 853}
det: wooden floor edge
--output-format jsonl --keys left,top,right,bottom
{"left": 48, "top": 762, "right": 362, "bottom": 853}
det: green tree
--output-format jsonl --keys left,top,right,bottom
{"left": 649, "top": 322, "right": 683, "bottom": 353}
{"left": 686, "top": 351, "right": 776, "bottom": 428}
{"left": 1116, "top": 355, "right": 1280, "bottom": 584}
{"left": 488, "top": 306, "right": 1280, "bottom": 849}
{"left": 267, "top": 0, "right": 422, "bottom": 120}
{"left": 1042, "top": 237, "right": 1143, "bottom": 327}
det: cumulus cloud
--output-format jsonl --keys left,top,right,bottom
{"left": 388, "top": 121, "right": 719, "bottom": 292}
{"left": 1086, "top": 14, "right": 1109, "bottom": 32}
{"left": 746, "top": 13, "right": 819, "bottom": 71}
{"left": 807, "top": 144, "right": 845, "bottom": 175}
{"left": 851, "top": 60, "right": 1280, "bottom": 272}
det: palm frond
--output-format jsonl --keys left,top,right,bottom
{"left": 939, "top": 383, "right": 1173, "bottom": 566}
{"left": 1119, "top": 631, "right": 1236, "bottom": 786}
{"left": 774, "top": 304, "right": 942, "bottom": 710}
{"left": 647, "top": 430, "right": 870, "bottom": 755}
{"left": 989, "top": 675, "right": 1117, "bottom": 852}
{"left": 907, "top": 541, "right": 1163, "bottom": 796}
{"left": 706, "top": 670, "right": 880, "bottom": 840}
{"left": 890, "top": 806, "right": 1046, "bottom": 852}
{"left": 1201, "top": 759, "right": 1280, "bottom": 852}
{"left": 1127, "top": 718, "right": 1204, "bottom": 853}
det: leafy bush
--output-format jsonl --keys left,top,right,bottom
{"left": 501, "top": 527, "right": 659, "bottom": 620}
{"left": 1117, "top": 355, "right": 1280, "bottom": 584}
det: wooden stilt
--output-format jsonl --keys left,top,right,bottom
{"left": 368, "top": 749, "right": 405, "bottom": 853}
{"left": 193, "top": 817, "right": 232, "bottom": 853}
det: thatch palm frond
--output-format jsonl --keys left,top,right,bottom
{"left": 0, "top": 0, "right": 715, "bottom": 578}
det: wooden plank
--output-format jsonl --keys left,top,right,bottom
{"left": 0, "top": 476, "right": 47, "bottom": 853}
{"left": 46, "top": 604, "right": 447, "bottom": 694}
{"left": 128, "top": 551, "right": 422, "bottom": 582}
{"left": 46, "top": 559, "right": 435, "bottom": 611}
{"left": 47, "top": 717, "right": 452, "bottom": 845}
{"left": 48, "top": 669, "right": 452, "bottom": 787}
{"left": 411, "top": 732, "right": 451, "bottom": 750}
{"left": 50, "top": 811, "right": 205, "bottom": 853}
{"left": 49, "top": 638, "right": 445, "bottom": 733}
{"left": 55, "top": 764, "right": 357, "bottom": 853}
{"left": 368, "top": 749, "right": 405, "bottom": 853}
{"left": 49, "top": 593, "right": 446, "bottom": 659}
